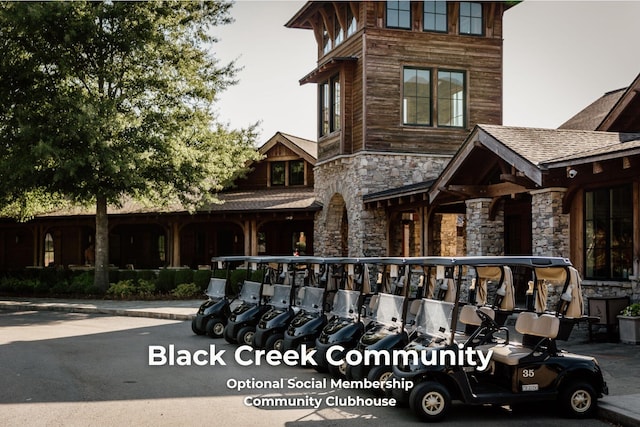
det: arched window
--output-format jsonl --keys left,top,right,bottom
{"left": 44, "top": 233, "right": 55, "bottom": 267}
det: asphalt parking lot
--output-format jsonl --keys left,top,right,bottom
{"left": 0, "top": 309, "right": 614, "bottom": 427}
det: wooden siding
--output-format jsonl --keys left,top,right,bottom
{"left": 363, "top": 29, "right": 503, "bottom": 155}
{"left": 309, "top": 2, "right": 506, "bottom": 161}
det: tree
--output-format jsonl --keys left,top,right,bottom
{"left": 0, "top": 1, "right": 259, "bottom": 290}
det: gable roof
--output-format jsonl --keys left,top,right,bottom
{"left": 428, "top": 124, "right": 640, "bottom": 204}
{"left": 558, "top": 88, "right": 626, "bottom": 131}
{"left": 257, "top": 132, "right": 317, "bottom": 164}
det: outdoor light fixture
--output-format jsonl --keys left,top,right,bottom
{"left": 567, "top": 168, "right": 578, "bottom": 178}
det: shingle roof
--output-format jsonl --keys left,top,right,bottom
{"left": 478, "top": 124, "right": 640, "bottom": 166}
{"left": 558, "top": 88, "right": 626, "bottom": 131}
{"left": 202, "top": 188, "right": 321, "bottom": 212}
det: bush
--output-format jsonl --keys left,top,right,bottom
{"left": 171, "top": 283, "right": 201, "bottom": 299}
{"left": 157, "top": 269, "right": 175, "bottom": 293}
{"left": 106, "top": 279, "right": 156, "bottom": 299}
{"left": 174, "top": 269, "right": 194, "bottom": 288}
{"left": 193, "top": 269, "right": 212, "bottom": 290}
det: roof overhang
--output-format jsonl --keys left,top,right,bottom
{"left": 299, "top": 57, "right": 358, "bottom": 85}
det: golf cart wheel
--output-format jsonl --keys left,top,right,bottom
{"left": 328, "top": 358, "right": 348, "bottom": 379}
{"left": 367, "top": 366, "right": 393, "bottom": 395}
{"left": 237, "top": 326, "right": 256, "bottom": 346}
{"left": 191, "top": 319, "right": 205, "bottom": 335}
{"left": 409, "top": 381, "right": 451, "bottom": 422}
{"left": 266, "top": 333, "right": 285, "bottom": 352}
{"left": 206, "top": 318, "right": 225, "bottom": 338}
{"left": 559, "top": 381, "right": 597, "bottom": 418}
{"left": 223, "top": 325, "right": 237, "bottom": 344}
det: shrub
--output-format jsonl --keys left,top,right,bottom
{"left": 106, "top": 279, "right": 156, "bottom": 299}
{"left": 193, "top": 269, "right": 212, "bottom": 290}
{"left": 171, "top": 283, "right": 201, "bottom": 299}
{"left": 174, "top": 269, "right": 194, "bottom": 288}
{"left": 157, "top": 269, "right": 175, "bottom": 293}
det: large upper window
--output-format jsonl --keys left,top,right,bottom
{"left": 319, "top": 75, "right": 341, "bottom": 137}
{"left": 403, "top": 68, "right": 431, "bottom": 125}
{"left": 289, "top": 160, "right": 305, "bottom": 186}
{"left": 423, "top": 1, "right": 447, "bottom": 32}
{"left": 585, "top": 185, "right": 633, "bottom": 280}
{"left": 322, "top": 24, "right": 332, "bottom": 54}
{"left": 437, "top": 70, "right": 465, "bottom": 127}
{"left": 459, "top": 2, "right": 483, "bottom": 35}
{"left": 334, "top": 16, "right": 344, "bottom": 46}
{"left": 270, "top": 162, "right": 285, "bottom": 186}
{"left": 403, "top": 67, "right": 465, "bottom": 128}
{"left": 387, "top": 1, "right": 411, "bottom": 29}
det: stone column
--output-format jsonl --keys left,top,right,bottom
{"left": 530, "top": 188, "right": 569, "bottom": 257}
{"left": 465, "top": 198, "right": 504, "bottom": 256}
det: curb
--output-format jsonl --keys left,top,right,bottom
{"left": 0, "top": 302, "right": 195, "bottom": 321}
{"left": 599, "top": 400, "right": 640, "bottom": 427}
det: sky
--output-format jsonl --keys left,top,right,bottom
{"left": 211, "top": 1, "right": 640, "bottom": 143}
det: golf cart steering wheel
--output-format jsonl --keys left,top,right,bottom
{"left": 475, "top": 308, "right": 500, "bottom": 330}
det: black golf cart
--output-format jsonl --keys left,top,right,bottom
{"left": 391, "top": 256, "right": 608, "bottom": 422}
{"left": 313, "top": 257, "right": 371, "bottom": 376}
{"left": 253, "top": 256, "right": 310, "bottom": 351}
{"left": 223, "top": 256, "right": 275, "bottom": 346}
{"left": 282, "top": 257, "right": 330, "bottom": 355}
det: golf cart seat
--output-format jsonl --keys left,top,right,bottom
{"left": 486, "top": 312, "right": 559, "bottom": 366}
{"left": 459, "top": 305, "right": 495, "bottom": 326}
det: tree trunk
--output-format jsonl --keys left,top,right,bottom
{"left": 94, "top": 195, "right": 110, "bottom": 291}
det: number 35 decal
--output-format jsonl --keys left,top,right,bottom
{"left": 522, "top": 369, "right": 535, "bottom": 378}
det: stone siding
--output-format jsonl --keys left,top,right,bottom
{"left": 314, "top": 152, "right": 449, "bottom": 256}
{"left": 465, "top": 198, "right": 504, "bottom": 256}
{"left": 530, "top": 188, "right": 570, "bottom": 257}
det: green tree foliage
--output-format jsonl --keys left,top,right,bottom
{"left": 0, "top": 1, "right": 259, "bottom": 289}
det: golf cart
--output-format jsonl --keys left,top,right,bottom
{"left": 313, "top": 257, "right": 371, "bottom": 376}
{"left": 282, "top": 257, "right": 331, "bottom": 355}
{"left": 191, "top": 256, "right": 241, "bottom": 338}
{"left": 253, "top": 256, "right": 309, "bottom": 351}
{"left": 344, "top": 257, "right": 419, "bottom": 382}
{"left": 391, "top": 256, "right": 608, "bottom": 422}
{"left": 223, "top": 256, "right": 275, "bottom": 346}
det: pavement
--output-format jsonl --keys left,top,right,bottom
{"left": 1, "top": 297, "right": 639, "bottom": 426}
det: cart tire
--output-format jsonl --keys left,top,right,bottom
{"left": 328, "top": 358, "right": 348, "bottom": 379}
{"left": 367, "top": 365, "right": 394, "bottom": 395}
{"left": 409, "top": 381, "right": 451, "bottom": 422}
{"left": 237, "top": 326, "right": 256, "bottom": 346}
{"left": 206, "top": 318, "right": 225, "bottom": 338}
{"left": 223, "top": 324, "right": 237, "bottom": 344}
{"left": 266, "top": 333, "right": 285, "bottom": 352}
{"left": 559, "top": 381, "right": 597, "bottom": 418}
{"left": 191, "top": 319, "right": 205, "bottom": 335}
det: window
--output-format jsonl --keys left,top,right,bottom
{"left": 270, "top": 162, "right": 285, "bottom": 186}
{"left": 289, "top": 160, "right": 305, "bottom": 186}
{"left": 347, "top": 7, "right": 357, "bottom": 36}
{"left": 322, "top": 24, "right": 332, "bottom": 54}
{"left": 44, "top": 233, "right": 54, "bottom": 267}
{"left": 158, "top": 235, "right": 166, "bottom": 263}
{"left": 332, "top": 76, "right": 341, "bottom": 131}
{"left": 319, "top": 75, "right": 341, "bottom": 137}
{"left": 459, "top": 2, "right": 482, "bottom": 35}
{"left": 403, "top": 68, "right": 431, "bottom": 125}
{"left": 334, "top": 17, "right": 344, "bottom": 46}
{"left": 424, "top": 1, "right": 447, "bottom": 32}
{"left": 585, "top": 185, "right": 633, "bottom": 280}
{"left": 387, "top": 1, "right": 411, "bottom": 29}
{"left": 437, "top": 70, "right": 465, "bottom": 127}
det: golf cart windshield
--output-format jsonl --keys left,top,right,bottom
{"left": 415, "top": 299, "right": 454, "bottom": 338}
{"left": 239, "top": 280, "right": 262, "bottom": 303}
{"left": 372, "top": 293, "right": 404, "bottom": 325}
{"left": 299, "top": 287, "right": 324, "bottom": 313}
{"left": 270, "top": 284, "right": 291, "bottom": 308}
{"left": 331, "top": 289, "right": 361, "bottom": 319}
{"left": 205, "top": 278, "right": 227, "bottom": 298}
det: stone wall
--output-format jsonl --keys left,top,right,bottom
{"left": 465, "top": 198, "right": 504, "bottom": 256}
{"left": 314, "top": 152, "right": 449, "bottom": 257}
{"left": 530, "top": 188, "right": 570, "bottom": 257}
